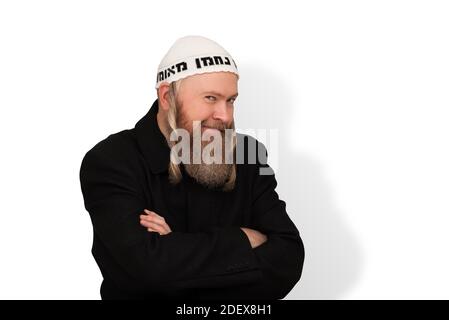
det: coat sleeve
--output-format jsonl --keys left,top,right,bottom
{"left": 201, "top": 140, "right": 305, "bottom": 300}
{"left": 247, "top": 140, "right": 305, "bottom": 299}
{"left": 79, "top": 140, "right": 263, "bottom": 296}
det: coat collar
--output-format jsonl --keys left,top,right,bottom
{"left": 135, "top": 98, "right": 170, "bottom": 174}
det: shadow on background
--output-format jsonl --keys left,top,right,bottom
{"left": 236, "top": 64, "right": 363, "bottom": 299}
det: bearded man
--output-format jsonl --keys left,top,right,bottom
{"left": 79, "top": 35, "right": 305, "bottom": 300}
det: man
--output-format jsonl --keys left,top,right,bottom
{"left": 79, "top": 35, "right": 305, "bottom": 300}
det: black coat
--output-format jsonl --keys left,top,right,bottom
{"left": 79, "top": 99, "right": 305, "bottom": 300}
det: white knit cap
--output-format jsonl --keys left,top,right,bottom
{"left": 155, "top": 35, "right": 239, "bottom": 89}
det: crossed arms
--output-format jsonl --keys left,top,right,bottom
{"left": 79, "top": 136, "right": 304, "bottom": 299}
{"left": 140, "top": 209, "right": 268, "bottom": 249}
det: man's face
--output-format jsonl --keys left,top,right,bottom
{"left": 176, "top": 71, "right": 238, "bottom": 135}
{"left": 173, "top": 71, "right": 238, "bottom": 188}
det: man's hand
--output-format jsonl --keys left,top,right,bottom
{"left": 240, "top": 227, "right": 267, "bottom": 248}
{"left": 140, "top": 209, "right": 172, "bottom": 235}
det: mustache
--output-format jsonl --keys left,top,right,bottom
{"left": 201, "top": 122, "right": 232, "bottom": 131}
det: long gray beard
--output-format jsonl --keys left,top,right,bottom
{"left": 183, "top": 161, "right": 233, "bottom": 189}
{"left": 183, "top": 128, "right": 235, "bottom": 189}
{"left": 166, "top": 99, "right": 236, "bottom": 189}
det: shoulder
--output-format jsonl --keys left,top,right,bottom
{"left": 88, "top": 129, "right": 136, "bottom": 156}
{"left": 80, "top": 129, "right": 139, "bottom": 173}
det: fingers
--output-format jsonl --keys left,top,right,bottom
{"left": 140, "top": 216, "right": 170, "bottom": 234}
{"left": 140, "top": 211, "right": 170, "bottom": 231}
{"left": 142, "top": 221, "right": 166, "bottom": 235}
{"left": 144, "top": 209, "right": 167, "bottom": 225}
{"left": 139, "top": 209, "right": 172, "bottom": 235}
{"left": 141, "top": 221, "right": 169, "bottom": 235}
{"left": 140, "top": 218, "right": 168, "bottom": 233}
{"left": 240, "top": 227, "right": 267, "bottom": 248}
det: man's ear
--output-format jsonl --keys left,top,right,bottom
{"left": 157, "top": 82, "right": 171, "bottom": 111}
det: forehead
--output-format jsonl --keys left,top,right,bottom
{"left": 180, "top": 72, "right": 238, "bottom": 96}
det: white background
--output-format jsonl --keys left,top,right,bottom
{"left": 0, "top": 0, "right": 448, "bottom": 299}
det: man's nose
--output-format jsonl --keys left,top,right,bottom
{"left": 212, "top": 101, "right": 233, "bottom": 125}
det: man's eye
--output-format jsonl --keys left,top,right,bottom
{"left": 228, "top": 98, "right": 236, "bottom": 103}
{"left": 205, "top": 96, "right": 216, "bottom": 102}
